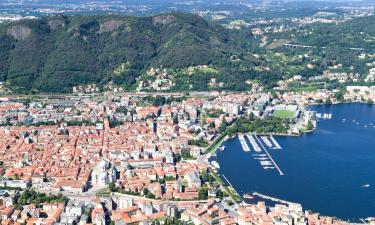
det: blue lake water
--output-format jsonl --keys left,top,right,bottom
{"left": 216, "top": 103, "right": 375, "bottom": 221}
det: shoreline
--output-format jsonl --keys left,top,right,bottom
{"left": 214, "top": 103, "right": 375, "bottom": 222}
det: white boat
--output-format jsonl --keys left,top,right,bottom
{"left": 243, "top": 193, "right": 254, "bottom": 199}
{"left": 239, "top": 134, "right": 251, "bottom": 152}
{"left": 270, "top": 135, "right": 282, "bottom": 150}
{"left": 254, "top": 157, "right": 268, "bottom": 160}
{"left": 211, "top": 161, "right": 220, "bottom": 169}
{"left": 260, "top": 160, "right": 273, "bottom": 166}
{"left": 252, "top": 154, "right": 266, "bottom": 157}
{"left": 261, "top": 136, "right": 273, "bottom": 148}
{"left": 220, "top": 146, "right": 226, "bottom": 151}
{"left": 361, "top": 184, "right": 370, "bottom": 188}
{"left": 247, "top": 135, "right": 262, "bottom": 152}
{"left": 263, "top": 166, "right": 275, "bottom": 169}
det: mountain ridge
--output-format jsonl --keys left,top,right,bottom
{"left": 0, "top": 13, "right": 253, "bottom": 93}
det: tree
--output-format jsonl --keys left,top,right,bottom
{"left": 108, "top": 182, "right": 116, "bottom": 192}
{"left": 306, "top": 120, "right": 314, "bottom": 131}
{"left": 143, "top": 188, "right": 149, "bottom": 196}
{"left": 198, "top": 187, "right": 208, "bottom": 200}
{"left": 325, "top": 98, "right": 332, "bottom": 105}
{"left": 335, "top": 91, "right": 344, "bottom": 102}
{"left": 217, "top": 190, "right": 224, "bottom": 199}
{"left": 116, "top": 106, "right": 128, "bottom": 114}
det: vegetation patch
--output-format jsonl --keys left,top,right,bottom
{"left": 273, "top": 109, "right": 295, "bottom": 119}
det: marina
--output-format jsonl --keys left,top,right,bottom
{"left": 316, "top": 113, "right": 332, "bottom": 119}
{"left": 254, "top": 135, "right": 284, "bottom": 176}
{"left": 239, "top": 134, "right": 251, "bottom": 152}
{"left": 247, "top": 135, "right": 262, "bottom": 152}
{"left": 243, "top": 134, "right": 283, "bottom": 173}
{"left": 270, "top": 135, "right": 282, "bottom": 149}
{"left": 261, "top": 136, "right": 273, "bottom": 148}
{"left": 216, "top": 104, "right": 375, "bottom": 220}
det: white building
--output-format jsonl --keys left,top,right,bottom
{"left": 91, "top": 159, "right": 117, "bottom": 186}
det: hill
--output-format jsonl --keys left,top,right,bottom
{"left": 0, "top": 13, "right": 262, "bottom": 93}
{"left": 294, "top": 15, "right": 375, "bottom": 51}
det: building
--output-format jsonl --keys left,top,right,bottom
{"left": 92, "top": 159, "right": 117, "bottom": 186}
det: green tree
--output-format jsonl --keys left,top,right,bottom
{"left": 306, "top": 120, "right": 314, "bottom": 131}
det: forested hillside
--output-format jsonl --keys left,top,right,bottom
{"left": 2, "top": 13, "right": 372, "bottom": 93}
{"left": 0, "top": 13, "right": 265, "bottom": 93}
{"left": 294, "top": 15, "right": 375, "bottom": 50}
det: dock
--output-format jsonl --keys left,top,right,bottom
{"left": 316, "top": 113, "right": 332, "bottom": 119}
{"left": 254, "top": 135, "right": 284, "bottom": 176}
{"left": 239, "top": 134, "right": 251, "bottom": 152}
{"left": 270, "top": 135, "right": 282, "bottom": 149}
{"left": 253, "top": 192, "right": 294, "bottom": 205}
{"left": 261, "top": 136, "right": 273, "bottom": 148}
{"left": 247, "top": 135, "right": 262, "bottom": 152}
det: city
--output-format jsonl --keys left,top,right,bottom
{"left": 0, "top": 86, "right": 372, "bottom": 224}
{"left": 0, "top": 0, "right": 374, "bottom": 224}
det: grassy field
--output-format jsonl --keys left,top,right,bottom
{"left": 273, "top": 109, "right": 295, "bottom": 119}
{"left": 290, "top": 85, "right": 319, "bottom": 93}
{"left": 185, "top": 66, "right": 218, "bottom": 75}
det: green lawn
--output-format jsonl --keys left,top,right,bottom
{"left": 273, "top": 109, "right": 295, "bottom": 119}
{"left": 185, "top": 66, "right": 218, "bottom": 75}
{"left": 290, "top": 86, "right": 319, "bottom": 93}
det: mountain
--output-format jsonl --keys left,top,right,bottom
{"left": 0, "top": 13, "right": 257, "bottom": 93}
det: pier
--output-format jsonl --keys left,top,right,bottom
{"left": 239, "top": 134, "right": 251, "bottom": 152}
{"left": 255, "top": 135, "right": 284, "bottom": 176}
{"left": 270, "top": 135, "right": 282, "bottom": 149}
{"left": 315, "top": 113, "right": 332, "bottom": 120}
{"left": 261, "top": 136, "right": 273, "bottom": 148}
{"left": 252, "top": 192, "right": 294, "bottom": 205}
{"left": 247, "top": 135, "right": 262, "bottom": 152}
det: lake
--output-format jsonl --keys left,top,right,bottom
{"left": 215, "top": 103, "right": 375, "bottom": 221}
